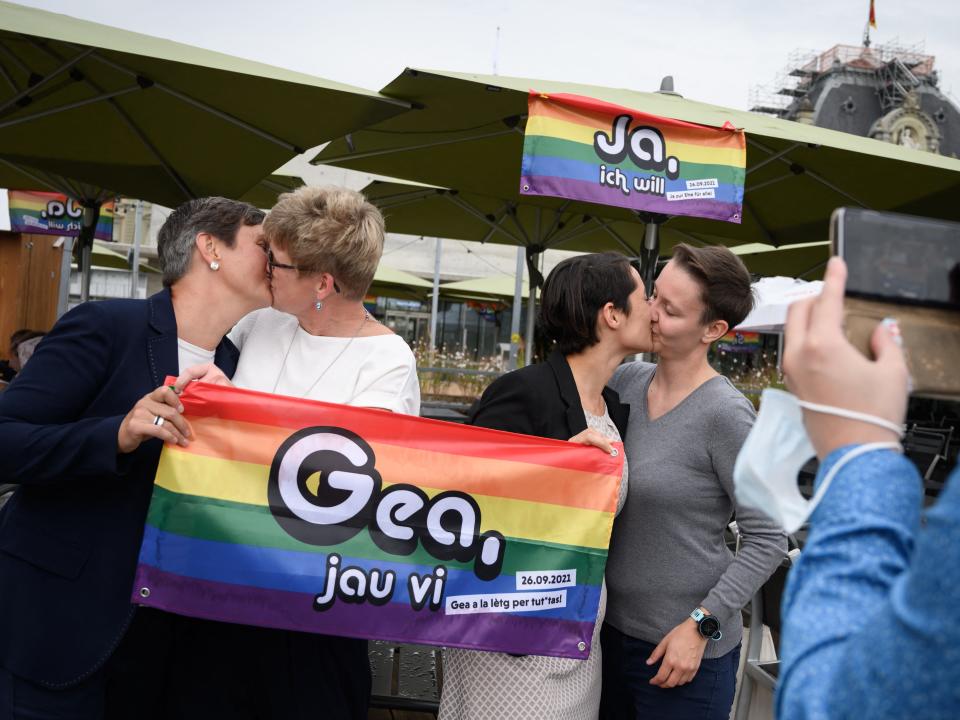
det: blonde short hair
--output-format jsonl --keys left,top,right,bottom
{"left": 264, "top": 186, "right": 385, "bottom": 300}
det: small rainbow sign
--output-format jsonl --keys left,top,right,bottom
{"left": 8, "top": 190, "right": 114, "bottom": 241}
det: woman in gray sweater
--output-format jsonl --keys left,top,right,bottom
{"left": 601, "top": 244, "right": 786, "bottom": 720}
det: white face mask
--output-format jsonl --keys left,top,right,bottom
{"left": 734, "top": 388, "right": 902, "bottom": 534}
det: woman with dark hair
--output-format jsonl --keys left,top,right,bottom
{"left": 601, "top": 244, "right": 786, "bottom": 720}
{"left": 439, "top": 252, "right": 652, "bottom": 720}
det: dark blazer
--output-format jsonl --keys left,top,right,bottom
{"left": 468, "top": 349, "right": 629, "bottom": 441}
{"left": 0, "top": 289, "right": 239, "bottom": 687}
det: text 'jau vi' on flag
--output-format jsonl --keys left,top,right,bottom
{"left": 133, "top": 379, "right": 624, "bottom": 660}
{"left": 520, "top": 91, "right": 746, "bottom": 224}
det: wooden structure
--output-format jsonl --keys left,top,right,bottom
{"left": 0, "top": 232, "right": 64, "bottom": 354}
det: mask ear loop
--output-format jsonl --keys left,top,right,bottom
{"left": 793, "top": 400, "right": 904, "bottom": 527}
{"left": 796, "top": 400, "right": 905, "bottom": 437}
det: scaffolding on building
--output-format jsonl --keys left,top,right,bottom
{"left": 749, "top": 40, "right": 936, "bottom": 117}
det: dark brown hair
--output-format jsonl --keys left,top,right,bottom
{"left": 539, "top": 252, "right": 638, "bottom": 355}
{"left": 669, "top": 244, "right": 755, "bottom": 328}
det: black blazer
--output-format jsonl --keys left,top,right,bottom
{"left": 0, "top": 289, "right": 239, "bottom": 687}
{"left": 468, "top": 350, "right": 629, "bottom": 441}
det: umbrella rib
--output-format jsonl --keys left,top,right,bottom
{"left": 742, "top": 198, "right": 776, "bottom": 245}
{"left": 0, "top": 44, "right": 93, "bottom": 115}
{"left": 479, "top": 207, "right": 512, "bottom": 244}
{"left": 548, "top": 216, "right": 608, "bottom": 249}
{"left": 0, "top": 39, "right": 31, "bottom": 76}
{"left": 746, "top": 172, "right": 794, "bottom": 194}
{"left": 0, "top": 85, "right": 141, "bottom": 130}
{"left": 25, "top": 37, "right": 196, "bottom": 202}
{"left": 87, "top": 52, "right": 306, "bottom": 154}
{"left": 373, "top": 187, "right": 445, "bottom": 209}
{"left": 443, "top": 193, "right": 526, "bottom": 245}
{"left": 668, "top": 228, "right": 712, "bottom": 248}
{"left": 505, "top": 206, "right": 531, "bottom": 246}
{"left": 599, "top": 223, "right": 638, "bottom": 255}
{"left": 541, "top": 201, "right": 572, "bottom": 244}
{"left": 748, "top": 137, "right": 871, "bottom": 209}
{"left": 315, "top": 127, "right": 518, "bottom": 165}
{"left": 745, "top": 142, "right": 802, "bottom": 176}
{"left": 0, "top": 156, "right": 73, "bottom": 198}
{"left": 0, "top": 59, "right": 17, "bottom": 93}
{"left": 798, "top": 259, "right": 828, "bottom": 279}
{"left": 106, "top": 98, "right": 195, "bottom": 200}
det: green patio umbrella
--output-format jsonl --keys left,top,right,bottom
{"left": 440, "top": 274, "right": 530, "bottom": 303}
{"left": 316, "top": 68, "right": 960, "bottom": 363}
{"left": 314, "top": 67, "right": 960, "bottom": 277}
{"left": 239, "top": 173, "right": 306, "bottom": 209}
{"left": 0, "top": 0, "right": 408, "bottom": 299}
{"left": 368, "top": 264, "right": 433, "bottom": 301}
{"left": 87, "top": 239, "right": 159, "bottom": 273}
{"left": 731, "top": 241, "right": 830, "bottom": 280}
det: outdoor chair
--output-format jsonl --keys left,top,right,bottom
{"left": 903, "top": 426, "right": 948, "bottom": 486}
{"left": 733, "top": 542, "right": 801, "bottom": 720}
{"left": 369, "top": 641, "right": 442, "bottom": 719}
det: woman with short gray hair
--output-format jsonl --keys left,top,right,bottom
{"left": 0, "top": 195, "right": 270, "bottom": 716}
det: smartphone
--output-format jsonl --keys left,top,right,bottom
{"left": 832, "top": 208, "right": 960, "bottom": 308}
{"left": 830, "top": 207, "right": 960, "bottom": 398}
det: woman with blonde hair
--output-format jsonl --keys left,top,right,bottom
{"left": 178, "top": 186, "right": 419, "bottom": 719}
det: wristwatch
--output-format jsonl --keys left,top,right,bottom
{"left": 690, "top": 607, "right": 722, "bottom": 641}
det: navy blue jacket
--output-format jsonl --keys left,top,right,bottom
{"left": 0, "top": 289, "right": 239, "bottom": 687}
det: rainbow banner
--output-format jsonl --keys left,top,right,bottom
{"left": 520, "top": 92, "right": 746, "bottom": 223}
{"left": 133, "top": 380, "right": 623, "bottom": 659}
{"left": 717, "top": 330, "right": 762, "bottom": 353}
{"left": 7, "top": 190, "right": 114, "bottom": 240}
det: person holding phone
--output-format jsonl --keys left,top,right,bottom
{"left": 776, "top": 256, "right": 959, "bottom": 720}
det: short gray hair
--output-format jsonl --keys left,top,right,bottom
{"left": 158, "top": 197, "right": 265, "bottom": 287}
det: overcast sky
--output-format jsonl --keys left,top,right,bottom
{"left": 11, "top": 0, "right": 960, "bottom": 109}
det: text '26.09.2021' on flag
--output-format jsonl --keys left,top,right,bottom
{"left": 520, "top": 91, "right": 746, "bottom": 223}
{"left": 132, "top": 380, "right": 624, "bottom": 660}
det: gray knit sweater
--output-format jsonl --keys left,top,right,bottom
{"left": 606, "top": 362, "right": 787, "bottom": 659}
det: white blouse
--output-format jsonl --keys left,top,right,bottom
{"left": 228, "top": 308, "right": 420, "bottom": 416}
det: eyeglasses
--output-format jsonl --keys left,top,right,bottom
{"left": 264, "top": 246, "right": 341, "bottom": 293}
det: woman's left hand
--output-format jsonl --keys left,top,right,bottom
{"left": 175, "top": 362, "right": 233, "bottom": 388}
{"left": 646, "top": 619, "right": 708, "bottom": 688}
{"left": 568, "top": 428, "right": 615, "bottom": 455}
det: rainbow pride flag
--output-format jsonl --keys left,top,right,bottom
{"left": 521, "top": 92, "right": 746, "bottom": 223}
{"left": 7, "top": 190, "right": 114, "bottom": 240}
{"left": 133, "top": 380, "right": 623, "bottom": 659}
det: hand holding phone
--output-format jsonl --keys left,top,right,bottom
{"left": 831, "top": 208, "right": 960, "bottom": 399}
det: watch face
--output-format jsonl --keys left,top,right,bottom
{"left": 700, "top": 616, "right": 720, "bottom": 638}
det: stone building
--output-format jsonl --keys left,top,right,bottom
{"left": 752, "top": 42, "right": 960, "bottom": 157}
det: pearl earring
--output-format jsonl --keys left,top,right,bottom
{"left": 210, "top": 261, "right": 220, "bottom": 271}
{"left": 315, "top": 301, "right": 323, "bottom": 311}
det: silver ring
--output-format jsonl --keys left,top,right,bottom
{"left": 153, "top": 415, "right": 165, "bottom": 427}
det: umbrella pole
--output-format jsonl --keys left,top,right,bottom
{"left": 639, "top": 216, "right": 662, "bottom": 297}
{"left": 130, "top": 199, "right": 143, "bottom": 298}
{"left": 429, "top": 238, "right": 442, "bottom": 350}
{"left": 508, "top": 247, "right": 524, "bottom": 369}
{"left": 78, "top": 202, "right": 102, "bottom": 303}
{"left": 524, "top": 282, "right": 535, "bottom": 366}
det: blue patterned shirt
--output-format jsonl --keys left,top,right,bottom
{"left": 776, "top": 446, "right": 960, "bottom": 719}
